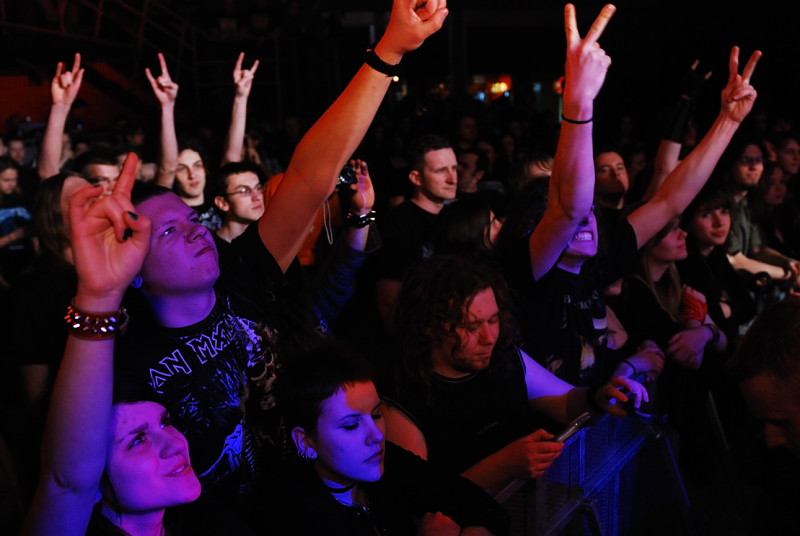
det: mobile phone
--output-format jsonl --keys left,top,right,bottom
{"left": 552, "top": 412, "right": 592, "bottom": 443}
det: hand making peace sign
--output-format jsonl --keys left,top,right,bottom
{"left": 720, "top": 46, "right": 761, "bottom": 124}
{"left": 563, "top": 4, "right": 616, "bottom": 113}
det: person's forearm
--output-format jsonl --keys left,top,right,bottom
{"left": 728, "top": 251, "right": 787, "bottom": 279}
{"left": 705, "top": 318, "right": 728, "bottom": 353}
{"left": 551, "top": 98, "right": 595, "bottom": 222}
{"left": 565, "top": 386, "right": 595, "bottom": 420}
{"left": 644, "top": 139, "right": 682, "bottom": 202}
{"left": 222, "top": 95, "right": 248, "bottom": 165}
{"left": 460, "top": 452, "right": 515, "bottom": 496}
{"left": 344, "top": 223, "right": 370, "bottom": 251}
{"left": 155, "top": 103, "right": 178, "bottom": 187}
{"left": 38, "top": 103, "right": 70, "bottom": 180}
{"left": 753, "top": 246, "right": 794, "bottom": 270}
{"left": 259, "top": 60, "right": 398, "bottom": 272}
{"left": 650, "top": 113, "right": 741, "bottom": 218}
{"left": 41, "top": 291, "right": 118, "bottom": 494}
{"left": 283, "top": 64, "right": 394, "bottom": 204}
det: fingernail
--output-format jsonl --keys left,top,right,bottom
{"left": 127, "top": 211, "right": 139, "bottom": 221}
{"left": 122, "top": 228, "right": 132, "bottom": 241}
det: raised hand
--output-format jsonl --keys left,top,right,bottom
{"left": 720, "top": 46, "right": 761, "bottom": 124}
{"left": 375, "top": 0, "right": 449, "bottom": 64}
{"left": 69, "top": 154, "right": 150, "bottom": 310}
{"left": 681, "top": 59, "right": 712, "bottom": 99}
{"left": 145, "top": 53, "right": 179, "bottom": 107}
{"left": 51, "top": 53, "right": 84, "bottom": 107}
{"left": 349, "top": 159, "right": 375, "bottom": 216}
{"left": 596, "top": 376, "right": 649, "bottom": 417}
{"left": 233, "top": 52, "right": 259, "bottom": 98}
{"left": 563, "top": 3, "right": 615, "bottom": 110}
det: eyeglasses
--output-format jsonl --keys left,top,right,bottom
{"left": 739, "top": 156, "right": 764, "bottom": 166}
{"left": 225, "top": 184, "right": 264, "bottom": 197}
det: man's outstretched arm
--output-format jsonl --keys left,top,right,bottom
{"left": 259, "top": 0, "right": 448, "bottom": 273}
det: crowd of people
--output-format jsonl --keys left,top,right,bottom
{"left": 2, "top": 1, "right": 800, "bottom": 535}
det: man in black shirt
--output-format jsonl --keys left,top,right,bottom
{"left": 374, "top": 133, "right": 458, "bottom": 326}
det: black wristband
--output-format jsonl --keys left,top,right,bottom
{"left": 703, "top": 323, "right": 720, "bottom": 347}
{"left": 345, "top": 210, "right": 376, "bottom": 229}
{"left": 561, "top": 114, "right": 592, "bottom": 125}
{"left": 621, "top": 359, "right": 637, "bottom": 376}
{"left": 662, "top": 97, "right": 693, "bottom": 143}
{"left": 365, "top": 43, "right": 400, "bottom": 77}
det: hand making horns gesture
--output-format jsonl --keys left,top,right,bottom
{"left": 51, "top": 53, "right": 84, "bottom": 108}
{"left": 145, "top": 53, "right": 179, "bottom": 107}
{"left": 69, "top": 154, "right": 150, "bottom": 308}
{"left": 233, "top": 52, "right": 259, "bottom": 98}
{"left": 720, "top": 46, "right": 761, "bottom": 124}
{"left": 563, "top": 3, "right": 615, "bottom": 114}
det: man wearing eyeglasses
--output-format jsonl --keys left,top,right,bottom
{"left": 212, "top": 161, "right": 266, "bottom": 254}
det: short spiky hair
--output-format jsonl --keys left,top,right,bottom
{"left": 407, "top": 133, "right": 452, "bottom": 173}
{"left": 275, "top": 342, "right": 373, "bottom": 434}
{"left": 392, "top": 255, "right": 517, "bottom": 406}
{"left": 211, "top": 161, "right": 268, "bottom": 198}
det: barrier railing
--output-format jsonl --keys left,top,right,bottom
{"left": 497, "top": 414, "right": 693, "bottom": 536}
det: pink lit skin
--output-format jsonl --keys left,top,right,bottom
{"left": 102, "top": 402, "right": 201, "bottom": 519}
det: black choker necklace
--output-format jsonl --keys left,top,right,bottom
{"left": 323, "top": 481, "right": 356, "bottom": 494}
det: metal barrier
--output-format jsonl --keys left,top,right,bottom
{"left": 496, "top": 414, "right": 693, "bottom": 536}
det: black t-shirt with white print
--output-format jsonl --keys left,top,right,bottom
{"left": 116, "top": 223, "right": 303, "bottom": 500}
{"left": 500, "top": 219, "right": 638, "bottom": 387}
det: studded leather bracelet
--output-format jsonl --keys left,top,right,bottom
{"left": 65, "top": 299, "right": 129, "bottom": 340}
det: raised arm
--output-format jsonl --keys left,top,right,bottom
{"left": 146, "top": 54, "right": 180, "bottom": 188}
{"left": 221, "top": 53, "right": 259, "bottom": 166}
{"left": 22, "top": 157, "right": 149, "bottom": 536}
{"left": 628, "top": 47, "right": 761, "bottom": 249}
{"left": 343, "top": 159, "right": 376, "bottom": 251}
{"left": 38, "top": 54, "right": 84, "bottom": 180}
{"left": 259, "top": 0, "right": 448, "bottom": 272}
{"left": 643, "top": 60, "right": 711, "bottom": 202}
{"left": 528, "top": 4, "right": 614, "bottom": 280}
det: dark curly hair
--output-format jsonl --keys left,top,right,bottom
{"left": 391, "top": 255, "right": 517, "bottom": 407}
